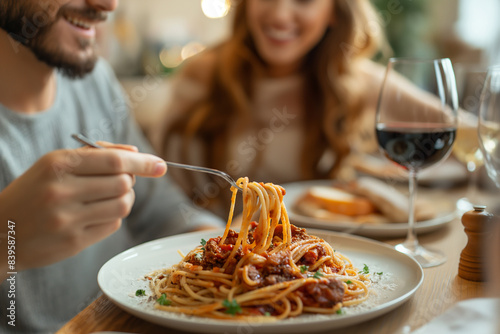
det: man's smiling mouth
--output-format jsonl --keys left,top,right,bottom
{"left": 65, "top": 15, "right": 93, "bottom": 30}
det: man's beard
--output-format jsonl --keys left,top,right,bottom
{"left": 31, "top": 29, "right": 98, "bottom": 79}
{"left": 0, "top": 2, "right": 105, "bottom": 79}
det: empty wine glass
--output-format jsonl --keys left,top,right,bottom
{"left": 376, "top": 58, "right": 458, "bottom": 268}
{"left": 478, "top": 65, "right": 500, "bottom": 188}
{"left": 477, "top": 65, "right": 500, "bottom": 312}
{"left": 453, "top": 67, "right": 486, "bottom": 212}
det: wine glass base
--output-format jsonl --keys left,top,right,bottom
{"left": 395, "top": 243, "right": 446, "bottom": 268}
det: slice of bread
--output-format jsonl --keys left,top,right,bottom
{"left": 301, "top": 186, "right": 376, "bottom": 216}
{"left": 351, "top": 177, "right": 408, "bottom": 222}
{"left": 349, "top": 177, "right": 436, "bottom": 222}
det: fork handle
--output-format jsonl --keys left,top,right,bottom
{"left": 165, "top": 161, "right": 241, "bottom": 191}
{"left": 71, "top": 134, "right": 242, "bottom": 191}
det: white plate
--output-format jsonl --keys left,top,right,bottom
{"left": 98, "top": 229, "right": 423, "bottom": 334}
{"left": 283, "top": 180, "right": 456, "bottom": 238}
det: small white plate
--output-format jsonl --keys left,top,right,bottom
{"left": 282, "top": 180, "right": 456, "bottom": 238}
{"left": 98, "top": 229, "right": 423, "bottom": 334}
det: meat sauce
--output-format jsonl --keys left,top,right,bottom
{"left": 296, "top": 279, "right": 345, "bottom": 308}
{"left": 188, "top": 222, "right": 345, "bottom": 313}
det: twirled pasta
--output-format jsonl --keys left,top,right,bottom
{"left": 147, "top": 177, "right": 370, "bottom": 320}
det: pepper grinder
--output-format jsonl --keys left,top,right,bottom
{"left": 458, "top": 205, "right": 495, "bottom": 281}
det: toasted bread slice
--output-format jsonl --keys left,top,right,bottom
{"left": 302, "top": 186, "right": 376, "bottom": 216}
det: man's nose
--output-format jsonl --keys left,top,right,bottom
{"left": 86, "top": 0, "right": 118, "bottom": 12}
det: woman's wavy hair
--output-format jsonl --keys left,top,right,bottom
{"left": 163, "top": 0, "right": 385, "bottom": 204}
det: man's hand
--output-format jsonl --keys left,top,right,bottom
{"left": 0, "top": 145, "right": 167, "bottom": 277}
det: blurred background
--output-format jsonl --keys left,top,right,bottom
{"left": 94, "top": 0, "right": 500, "bottom": 205}
{"left": 99, "top": 0, "right": 500, "bottom": 76}
{"left": 94, "top": 0, "right": 500, "bottom": 129}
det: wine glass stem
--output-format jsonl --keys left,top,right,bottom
{"left": 404, "top": 170, "right": 418, "bottom": 250}
{"left": 465, "top": 162, "right": 478, "bottom": 202}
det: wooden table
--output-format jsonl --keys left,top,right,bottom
{"left": 56, "top": 207, "right": 495, "bottom": 334}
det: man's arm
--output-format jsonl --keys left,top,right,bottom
{"left": 0, "top": 146, "right": 166, "bottom": 282}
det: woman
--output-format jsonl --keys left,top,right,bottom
{"left": 153, "top": 0, "right": 388, "bottom": 214}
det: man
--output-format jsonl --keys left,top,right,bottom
{"left": 0, "top": 0, "right": 222, "bottom": 332}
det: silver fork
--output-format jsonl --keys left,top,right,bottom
{"left": 71, "top": 133, "right": 242, "bottom": 192}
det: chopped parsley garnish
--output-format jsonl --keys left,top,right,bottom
{"left": 359, "top": 264, "right": 369, "bottom": 275}
{"left": 264, "top": 312, "right": 271, "bottom": 317}
{"left": 200, "top": 238, "right": 207, "bottom": 250}
{"left": 336, "top": 308, "right": 344, "bottom": 315}
{"left": 300, "top": 265, "right": 308, "bottom": 274}
{"left": 222, "top": 299, "right": 242, "bottom": 315}
{"left": 312, "top": 270, "right": 323, "bottom": 279}
{"left": 376, "top": 271, "right": 383, "bottom": 275}
{"left": 346, "top": 280, "right": 352, "bottom": 284}
{"left": 194, "top": 253, "right": 203, "bottom": 261}
{"left": 157, "top": 294, "right": 172, "bottom": 306}
{"left": 135, "top": 289, "right": 146, "bottom": 296}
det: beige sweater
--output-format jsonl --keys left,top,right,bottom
{"left": 153, "top": 74, "right": 309, "bottom": 185}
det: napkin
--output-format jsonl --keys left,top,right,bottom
{"left": 412, "top": 298, "right": 500, "bottom": 334}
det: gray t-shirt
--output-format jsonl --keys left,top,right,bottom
{"left": 0, "top": 60, "right": 223, "bottom": 333}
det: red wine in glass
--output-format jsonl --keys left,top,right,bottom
{"left": 376, "top": 124, "right": 456, "bottom": 171}
{"left": 375, "top": 58, "right": 458, "bottom": 268}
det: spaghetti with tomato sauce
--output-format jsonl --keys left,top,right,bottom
{"left": 147, "top": 177, "right": 371, "bottom": 320}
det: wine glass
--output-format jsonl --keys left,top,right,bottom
{"left": 453, "top": 67, "right": 486, "bottom": 212}
{"left": 376, "top": 58, "right": 458, "bottom": 268}
{"left": 477, "top": 65, "right": 500, "bottom": 308}
{"left": 478, "top": 65, "right": 500, "bottom": 188}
